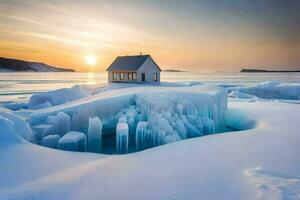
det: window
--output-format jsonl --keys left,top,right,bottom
{"left": 128, "top": 72, "right": 132, "bottom": 80}
{"left": 113, "top": 72, "right": 118, "bottom": 80}
{"left": 154, "top": 73, "right": 158, "bottom": 81}
{"left": 132, "top": 72, "right": 137, "bottom": 81}
{"left": 120, "top": 72, "right": 124, "bottom": 80}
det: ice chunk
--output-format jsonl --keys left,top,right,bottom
{"left": 229, "top": 81, "right": 300, "bottom": 100}
{"left": 0, "top": 110, "right": 33, "bottom": 142}
{"left": 87, "top": 117, "right": 102, "bottom": 153}
{"left": 58, "top": 131, "right": 87, "bottom": 152}
{"left": 45, "top": 112, "right": 70, "bottom": 136}
{"left": 29, "top": 101, "right": 52, "bottom": 110}
{"left": 28, "top": 85, "right": 90, "bottom": 109}
{"left": 41, "top": 134, "right": 60, "bottom": 149}
{"left": 228, "top": 91, "right": 257, "bottom": 99}
{"left": 116, "top": 122, "right": 129, "bottom": 154}
{"left": 0, "top": 116, "right": 23, "bottom": 143}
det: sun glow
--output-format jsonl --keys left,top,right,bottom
{"left": 85, "top": 55, "right": 97, "bottom": 66}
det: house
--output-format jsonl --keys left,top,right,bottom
{"left": 106, "top": 55, "right": 161, "bottom": 83}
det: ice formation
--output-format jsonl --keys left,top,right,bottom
{"left": 27, "top": 85, "right": 227, "bottom": 154}
{"left": 136, "top": 121, "right": 152, "bottom": 151}
{"left": 0, "top": 116, "right": 23, "bottom": 143}
{"left": 41, "top": 135, "right": 60, "bottom": 149}
{"left": 0, "top": 109, "right": 33, "bottom": 142}
{"left": 45, "top": 112, "right": 70, "bottom": 137}
{"left": 58, "top": 131, "right": 87, "bottom": 152}
{"left": 87, "top": 117, "right": 102, "bottom": 153}
{"left": 116, "top": 123, "right": 129, "bottom": 154}
{"left": 28, "top": 85, "right": 91, "bottom": 109}
{"left": 229, "top": 81, "right": 300, "bottom": 100}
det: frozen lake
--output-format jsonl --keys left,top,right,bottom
{"left": 0, "top": 72, "right": 299, "bottom": 102}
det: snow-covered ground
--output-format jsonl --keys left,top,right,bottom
{"left": 1, "top": 81, "right": 300, "bottom": 200}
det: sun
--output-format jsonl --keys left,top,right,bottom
{"left": 85, "top": 55, "right": 97, "bottom": 66}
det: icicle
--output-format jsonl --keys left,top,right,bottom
{"left": 135, "top": 121, "right": 149, "bottom": 151}
{"left": 116, "top": 122, "right": 129, "bottom": 154}
{"left": 87, "top": 117, "right": 102, "bottom": 153}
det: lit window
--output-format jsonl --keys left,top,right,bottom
{"left": 132, "top": 72, "right": 137, "bottom": 81}
{"left": 113, "top": 72, "right": 118, "bottom": 80}
{"left": 154, "top": 73, "right": 158, "bottom": 81}
{"left": 120, "top": 72, "right": 124, "bottom": 80}
{"left": 128, "top": 73, "right": 132, "bottom": 80}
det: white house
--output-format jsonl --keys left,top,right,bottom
{"left": 106, "top": 55, "right": 161, "bottom": 83}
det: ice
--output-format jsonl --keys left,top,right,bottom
{"left": 201, "top": 117, "right": 215, "bottom": 135}
{"left": 228, "top": 91, "right": 257, "bottom": 99}
{"left": 0, "top": 116, "right": 23, "bottom": 143}
{"left": 135, "top": 121, "right": 153, "bottom": 150}
{"left": 41, "top": 135, "right": 60, "bottom": 149}
{"left": 3, "top": 80, "right": 300, "bottom": 199}
{"left": 175, "top": 119, "right": 187, "bottom": 139}
{"left": 28, "top": 85, "right": 91, "bottom": 109}
{"left": 45, "top": 112, "right": 70, "bottom": 137}
{"left": 0, "top": 109, "right": 33, "bottom": 142}
{"left": 87, "top": 117, "right": 102, "bottom": 153}
{"left": 29, "top": 101, "right": 52, "bottom": 110}
{"left": 31, "top": 124, "right": 52, "bottom": 143}
{"left": 116, "top": 122, "right": 129, "bottom": 154}
{"left": 58, "top": 131, "right": 87, "bottom": 152}
{"left": 29, "top": 94, "right": 136, "bottom": 133}
{"left": 26, "top": 85, "right": 227, "bottom": 153}
{"left": 229, "top": 81, "right": 300, "bottom": 100}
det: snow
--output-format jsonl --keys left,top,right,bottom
{"left": 58, "top": 131, "right": 87, "bottom": 152}
{"left": 87, "top": 117, "right": 102, "bottom": 153}
{"left": 244, "top": 167, "right": 300, "bottom": 200}
{"left": 1, "top": 81, "right": 300, "bottom": 199}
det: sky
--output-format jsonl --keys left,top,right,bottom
{"left": 0, "top": 0, "right": 299, "bottom": 72}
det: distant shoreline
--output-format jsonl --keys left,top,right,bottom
{"left": 162, "top": 69, "right": 188, "bottom": 72}
{"left": 0, "top": 57, "right": 75, "bottom": 72}
{"left": 241, "top": 69, "right": 300, "bottom": 73}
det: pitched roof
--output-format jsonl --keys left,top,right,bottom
{"left": 106, "top": 55, "right": 161, "bottom": 71}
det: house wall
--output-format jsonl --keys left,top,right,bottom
{"left": 108, "top": 71, "right": 137, "bottom": 83}
{"left": 107, "top": 57, "right": 161, "bottom": 83}
{"left": 137, "top": 57, "right": 160, "bottom": 83}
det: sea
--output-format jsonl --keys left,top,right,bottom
{"left": 0, "top": 72, "right": 299, "bottom": 103}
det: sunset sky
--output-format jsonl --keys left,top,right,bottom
{"left": 0, "top": 0, "right": 299, "bottom": 72}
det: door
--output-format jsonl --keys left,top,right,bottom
{"left": 141, "top": 73, "right": 145, "bottom": 82}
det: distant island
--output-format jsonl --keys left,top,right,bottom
{"left": 162, "top": 69, "right": 188, "bottom": 72}
{"left": 241, "top": 68, "right": 300, "bottom": 73}
{"left": 0, "top": 57, "right": 75, "bottom": 72}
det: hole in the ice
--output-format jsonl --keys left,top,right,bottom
{"left": 31, "top": 90, "right": 256, "bottom": 154}
{"left": 30, "top": 105, "right": 256, "bottom": 155}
